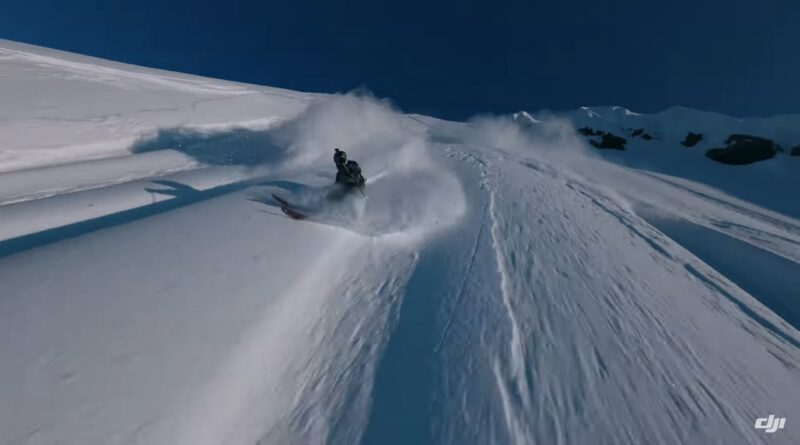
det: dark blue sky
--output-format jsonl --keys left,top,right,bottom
{"left": 2, "top": 0, "right": 798, "bottom": 120}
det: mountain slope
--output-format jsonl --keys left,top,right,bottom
{"left": 1, "top": 40, "right": 798, "bottom": 445}
{"left": 0, "top": 39, "right": 313, "bottom": 173}
{"left": 514, "top": 106, "right": 800, "bottom": 219}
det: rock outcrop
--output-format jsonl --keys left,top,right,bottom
{"left": 681, "top": 132, "right": 703, "bottom": 147}
{"left": 705, "top": 134, "right": 778, "bottom": 165}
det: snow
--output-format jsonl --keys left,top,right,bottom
{"left": 1, "top": 40, "right": 799, "bottom": 445}
{"left": 565, "top": 105, "right": 800, "bottom": 149}
{"left": 0, "top": 39, "right": 313, "bottom": 173}
{"left": 530, "top": 105, "right": 800, "bottom": 219}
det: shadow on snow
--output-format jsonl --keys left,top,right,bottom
{"left": 0, "top": 178, "right": 257, "bottom": 259}
{"left": 0, "top": 124, "right": 318, "bottom": 258}
{"left": 130, "top": 126, "right": 289, "bottom": 167}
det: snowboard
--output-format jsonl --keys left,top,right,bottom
{"left": 272, "top": 194, "right": 307, "bottom": 220}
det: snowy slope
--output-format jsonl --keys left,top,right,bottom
{"left": 1, "top": 41, "right": 799, "bottom": 445}
{"left": 515, "top": 105, "right": 800, "bottom": 149}
{"left": 0, "top": 39, "right": 313, "bottom": 173}
{"left": 515, "top": 106, "right": 800, "bottom": 219}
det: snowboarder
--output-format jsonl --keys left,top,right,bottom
{"left": 333, "top": 148, "right": 366, "bottom": 189}
{"left": 272, "top": 148, "right": 365, "bottom": 219}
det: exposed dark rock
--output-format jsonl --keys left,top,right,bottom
{"left": 681, "top": 132, "right": 703, "bottom": 147}
{"left": 629, "top": 128, "right": 654, "bottom": 141}
{"left": 705, "top": 134, "right": 778, "bottom": 165}
{"left": 590, "top": 133, "right": 627, "bottom": 150}
{"left": 578, "top": 126, "right": 602, "bottom": 137}
{"left": 791, "top": 145, "right": 800, "bottom": 156}
{"left": 578, "top": 126, "right": 627, "bottom": 150}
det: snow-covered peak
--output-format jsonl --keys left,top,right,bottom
{"left": 577, "top": 105, "right": 640, "bottom": 119}
{"left": 516, "top": 105, "right": 800, "bottom": 152}
{"left": 613, "top": 105, "right": 640, "bottom": 116}
{"left": 511, "top": 110, "right": 541, "bottom": 125}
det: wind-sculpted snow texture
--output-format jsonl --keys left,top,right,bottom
{"left": 0, "top": 40, "right": 798, "bottom": 445}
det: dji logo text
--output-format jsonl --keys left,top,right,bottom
{"left": 755, "top": 415, "right": 786, "bottom": 433}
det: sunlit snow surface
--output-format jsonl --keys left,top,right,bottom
{"left": 0, "top": 39, "right": 798, "bottom": 445}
